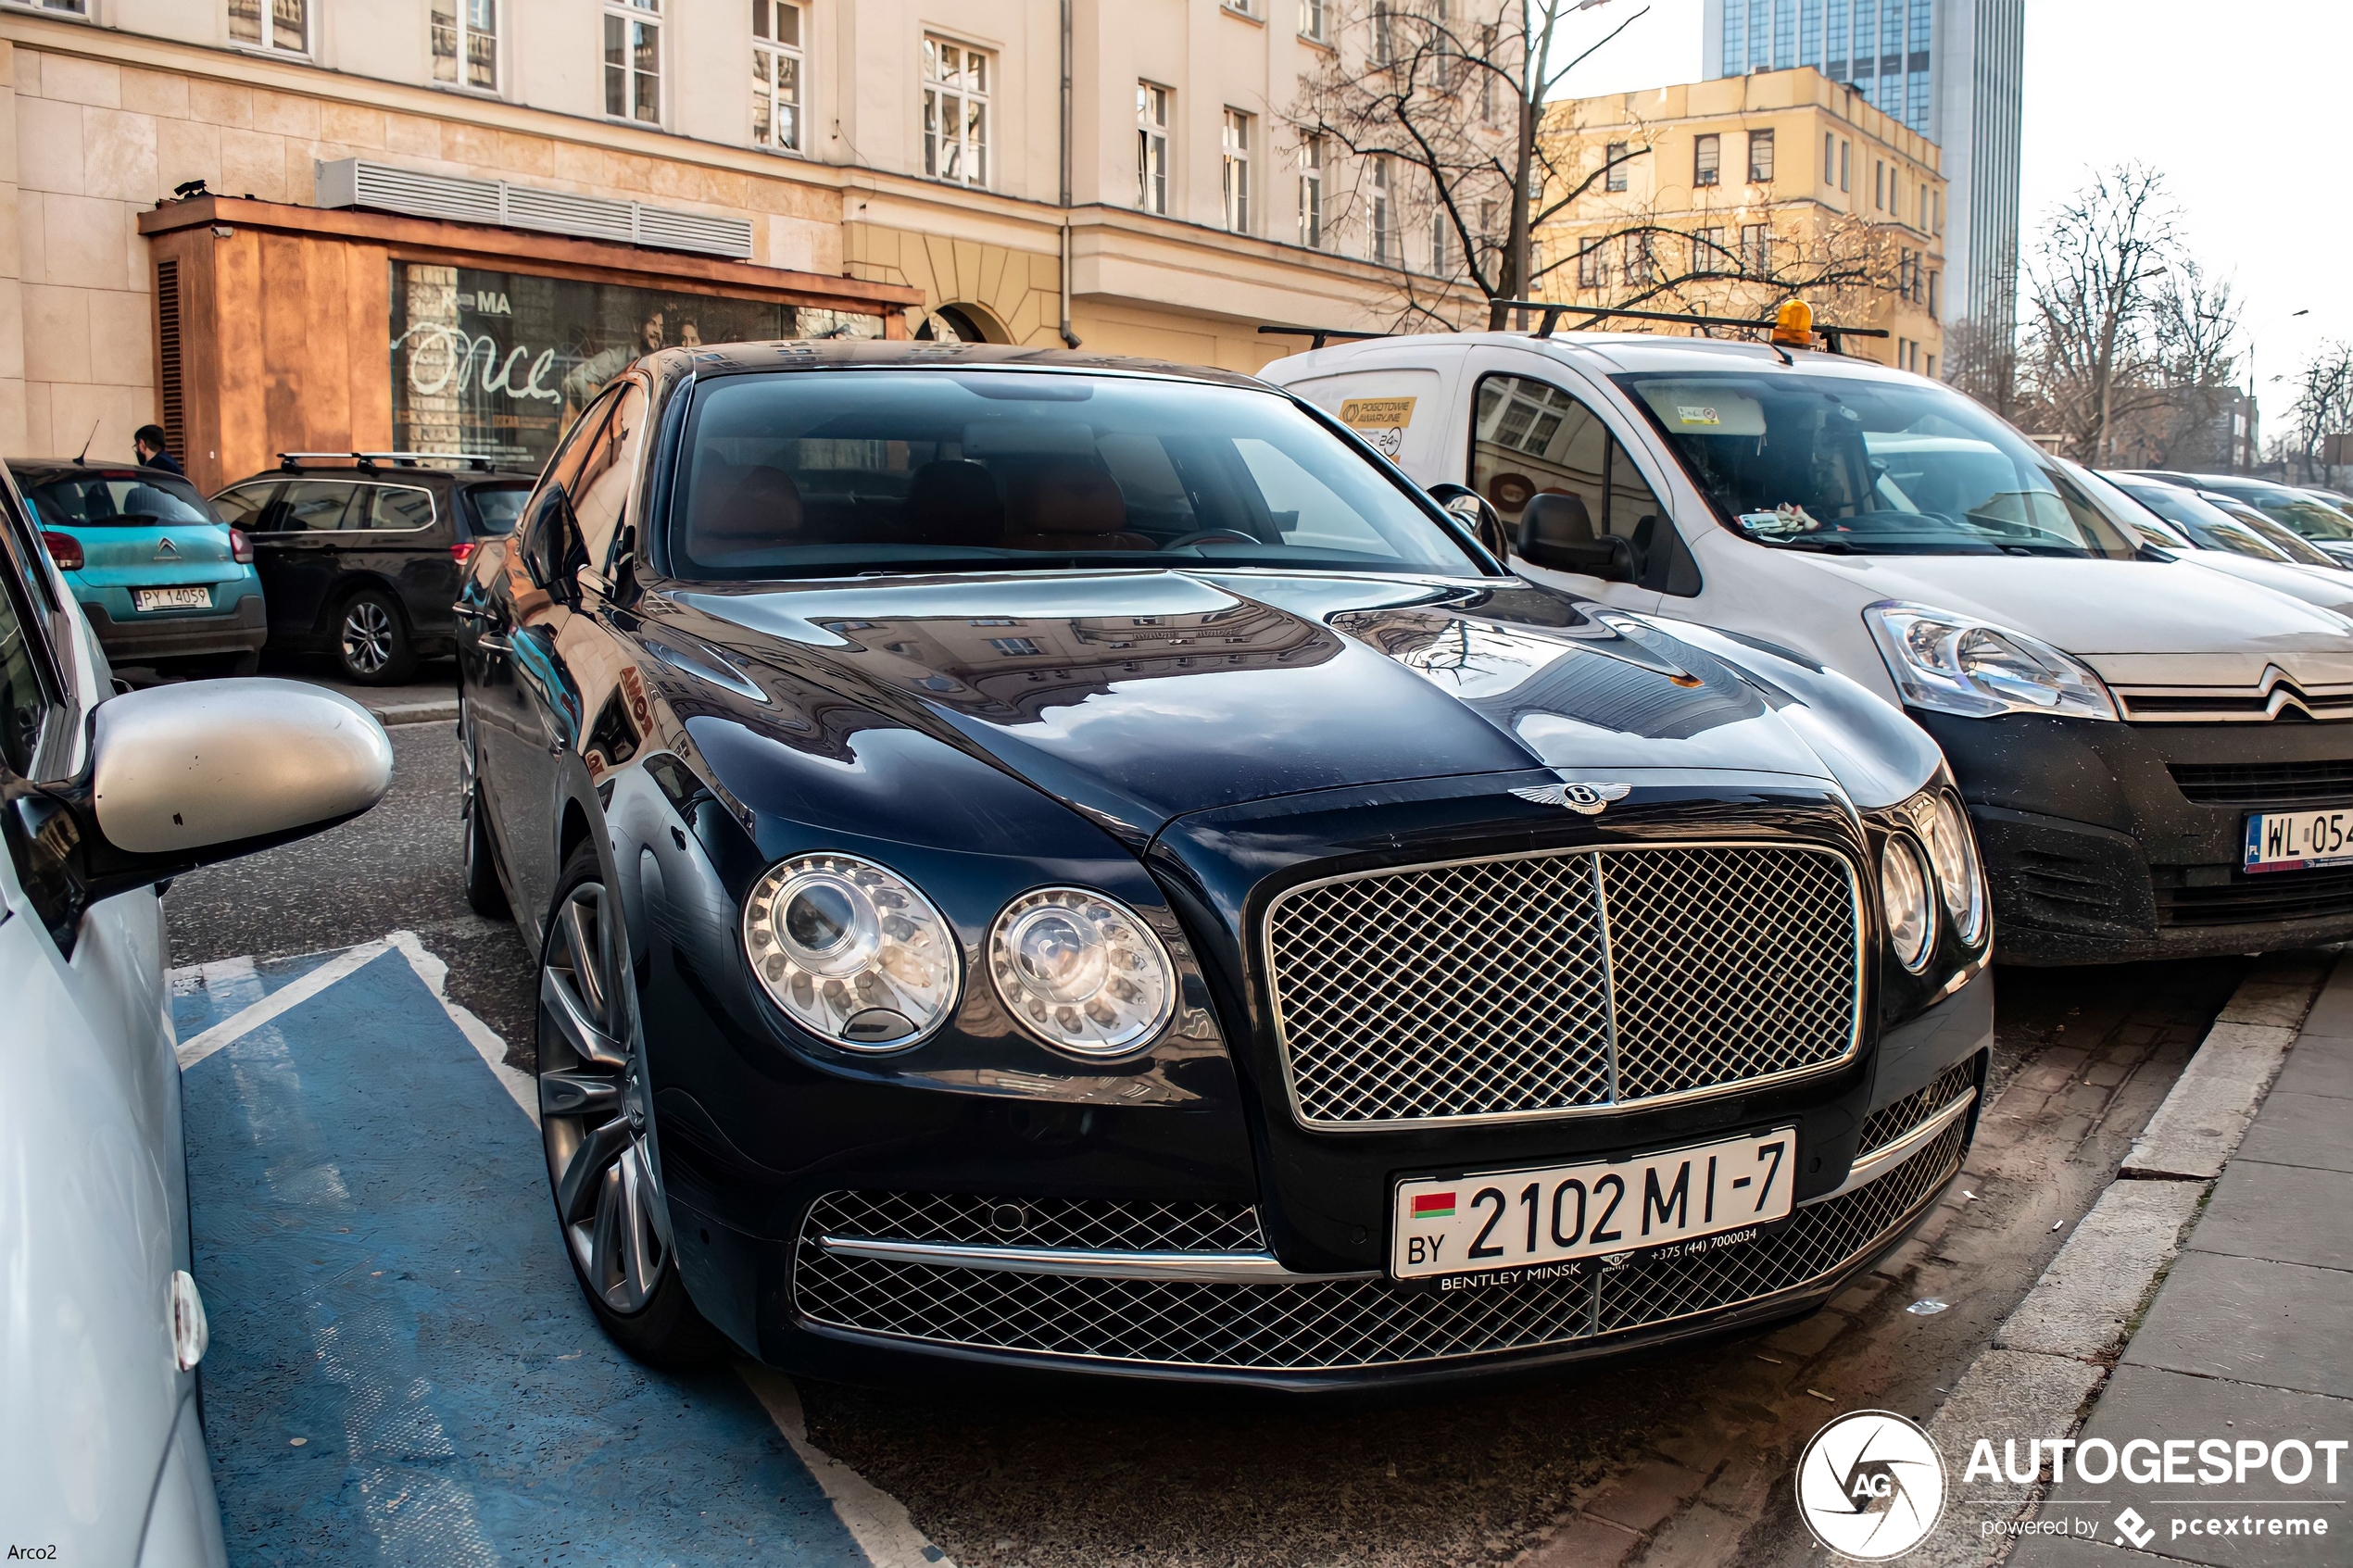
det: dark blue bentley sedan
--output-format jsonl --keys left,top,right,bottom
{"left": 455, "top": 341, "right": 1992, "bottom": 1388}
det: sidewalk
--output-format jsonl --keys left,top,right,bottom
{"left": 2009, "top": 955, "right": 2353, "bottom": 1567}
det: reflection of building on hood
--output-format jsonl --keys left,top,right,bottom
{"left": 561, "top": 342, "right": 638, "bottom": 408}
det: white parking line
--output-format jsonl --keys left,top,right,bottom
{"left": 740, "top": 1362, "right": 958, "bottom": 1568}
{"left": 172, "top": 938, "right": 391, "bottom": 1070}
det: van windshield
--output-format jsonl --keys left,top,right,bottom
{"left": 666, "top": 370, "right": 1485, "bottom": 580}
{"left": 1613, "top": 370, "right": 2137, "bottom": 559}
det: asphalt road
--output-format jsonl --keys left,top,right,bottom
{"left": 162, "top": 680, "right": 2253, "bottom": 1568}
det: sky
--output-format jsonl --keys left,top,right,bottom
{"left": 1549, "top": 1, "right": 2352, "bottom": 433}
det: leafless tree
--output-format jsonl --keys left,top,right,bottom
{"left": 2280, "top": 342, "right": 2353, "bottom": 485}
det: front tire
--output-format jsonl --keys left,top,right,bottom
{"left": 537, "top": 845, "right": 721, "bottom": 1365}
{"left": 335, "top": 588, "right": 416, "bottom": 684}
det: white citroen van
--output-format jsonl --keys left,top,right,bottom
{"left": 1265, "top": 331, "right": 2353, "bottom": 964}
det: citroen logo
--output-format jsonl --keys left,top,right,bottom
{"left": 154, "top": 537, "right": 179, "bottom": 560}
{"left": 2256, "top": 665, "right": 2324, "bottom": 721}
{"left": 1510, "top": 781, "right": 1632, "bottom": 815}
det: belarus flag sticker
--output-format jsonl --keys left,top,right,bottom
{"left": 1410, "top": 1191, "right": 1457, "bottom": 1220}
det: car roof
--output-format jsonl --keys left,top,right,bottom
{"left": 1265, "top": 328, "right": 1914, "bottom": 382}
{"left": 223, "top": 465, "right": 539, "bottom": 484}
{"left": 8, "top": 458, "right": 197, "bottom": 481}
{"left": 650, "top": 337, "right": 1272, "bottom": 391}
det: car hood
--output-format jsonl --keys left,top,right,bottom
{"left": 664, "top": 570, "right": 1898, "bottom": 844}
{"left": 1789, "top": 554, "right": 2353, "bottom": 687}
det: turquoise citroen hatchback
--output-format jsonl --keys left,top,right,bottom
{"left": 13, "top": 460, "right": 267, "bottom": 676}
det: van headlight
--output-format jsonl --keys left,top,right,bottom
{"left": 988, "top": 887, "right": 1176, "bottom": 1056}
{"left": 742, "top": 854, "right": 961, "bottom": 1050}
{"left": 1866, "top": 600, "right": 2117, "bottom": 721}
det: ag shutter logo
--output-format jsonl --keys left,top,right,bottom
{"left": 1796, "top": 1411, "right": 1948, "bottom": 1561}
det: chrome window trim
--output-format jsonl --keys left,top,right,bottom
{"left": 1258, "top": 838, "right": 1869, "bottom": 1134}
{"left": 1800, "top": 1085, "right": 1975, "bottom": 1208}
{"left": 817, "top": 1236, "right": 1375, "bottom": 1284}
{"left": 245, "top": 479, "right": 440, "bottom": 537}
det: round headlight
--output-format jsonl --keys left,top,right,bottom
{"left": 1920, "top": 794, "right": 1986, "bottom": 946}
{"left": 1880, "top": 834, "right": 1934, "bottom": 972}
{"left": 988, "top": 887, "right": 1176, "bottom": 1057}
{"left": 742, "top": 854, "right": 960, "bottom": 1050}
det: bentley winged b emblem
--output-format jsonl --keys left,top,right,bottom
{"left": 1509, "top": 781, "right": 1632, "bottom": 816}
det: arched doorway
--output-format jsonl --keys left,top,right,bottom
{"left": 912, "top": 302, "right": 1007, "bottom": 343}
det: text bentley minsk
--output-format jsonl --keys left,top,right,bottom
{"left": 457, "top": 343, "right": 1991, "bottom": 1386}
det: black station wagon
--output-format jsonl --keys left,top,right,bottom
{"left": 457, "top": 341, "right": 1994, "bottom": 1388}
{"left": 211, "top": 455, "right": 537, "bottom": 684}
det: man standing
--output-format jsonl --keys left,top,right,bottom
{"left": 133, "top": 425, "right": 184, "bottom": 477}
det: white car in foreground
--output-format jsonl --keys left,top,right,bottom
{"left": 0, "top": 463, "right": 391, "bottom": 1564}
{"left": 1265, "top": 329, "right": 2353, "bottom": 964}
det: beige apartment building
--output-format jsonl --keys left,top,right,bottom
{"left": 1535, "top": 69, "right": 1945, "bottom": 375}
{"left": 0, "top": 0, "right": 1437, "bottom": 490}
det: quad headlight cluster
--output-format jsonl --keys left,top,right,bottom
{"left": 742, "top": 858, "right": 1176, "bottom": 1056}
{"left": 1878, "top": 788, "right": 1987, "bottom": 972}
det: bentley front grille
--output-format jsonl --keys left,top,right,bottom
{"left": 1856, "top": 1060, "right": 1978, "bottom": 1159}
{"left": 1263, "top": 844, "right": 1863, "bottom": 1128}
{"left": 789, "top": 1123, "right": 1963, "bottom": 1374}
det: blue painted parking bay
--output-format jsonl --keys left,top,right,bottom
{"left": 177, "top": 942, "right": 871, "bottom": 1566}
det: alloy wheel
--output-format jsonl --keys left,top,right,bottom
{"left": 342, "top": 599, "right": 394, "bottom": 675}
{"left": 539, "top": 879, "right": 672, "bottom": 1314}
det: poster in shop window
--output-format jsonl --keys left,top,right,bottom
{"left": 388, "top": 261, "right": 881, "bottom": 471}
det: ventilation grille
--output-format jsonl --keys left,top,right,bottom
{"left": 315, "top": 157, "right": 754, "bottom": 260}
{"left": 155, "top": 257, "right": 184, "bottom": 466}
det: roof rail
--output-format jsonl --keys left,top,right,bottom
{"left": 277, "top": 450, "right": 510, "bottom": 473}
{"left": 1257, "top": 323, "right": 1394, "bottom": 352}
{"left": 1486, "top": 299, "right": 1890, "bottom": 353}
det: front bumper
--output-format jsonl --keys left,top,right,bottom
{"left": 1917, "top": 709, "right": 2353, "bottom": 964}
{"left": 81, "top": 592, "right": 266, "bottom": 661}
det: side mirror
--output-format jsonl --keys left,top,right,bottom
{"left": 1426, "top": 483, "right": 1512, "bottom": 561}
{"left": 76, "top": 679, "right": 393, "bottom": 902}
{"left": 1516, "top": 493, "right": 1636, "bottom": 582}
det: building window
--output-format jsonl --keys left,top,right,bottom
{"left": 751, "top": 1, "right": 803, "bottom": 152}
{"left": 4, "top": 0, "right": 87, "bottom": 12}
{"left": 1577, "top": 237, "right": 1607, "bottom": 289}
{"left": 1137, "top": 83, "right": 1170, "bottom": 214}
{"left": 1739, "top": 222, "right": 1768, "bottom": 275}
{"left": 1370, "top": 157, "right": 1395, "bottom": 265}
{"left": 603, "top": 1, "right": 661, "bottom": 123}
{"left": 1928, "top": 270, "right": 1939, "bottom": 316}
{"left": 1429, "top": 208, "right": 1452, "bottom": 275}
{"left": 1840, "top": 138, "right": 1850, "bottom": 193}
{"left": 432, "top": 0, "right": 497, "bottom": 91}
{"left": 1926, "top": 353, "right": 1938, "bottom": 380}
{"left": 1875, "top": 159, "right": 1885, "bottom": 209}
{"left": 1299, "top": 135, "right": 1325, "bottom": 246}
{"left": 988, "top": 636, "right": 1044, "bottom": 658}
{"left": 924, "top": 37, "right": 991, "bottom": 187}
{"left": 1300, "top": 0, "right": 1327, "bottom": 42}
{"left": 1604, "top": 141, "right": 1629, "bottom": 194}
{"left": 229, "top": 0, "right": 308, "bottom": 54}
{"left": 1693, "top": 133, "right": 1719, "bottom": 186}
{"left": 1622, "top": 232, "right": 1655, "bottom": 286}
{"left": 1372, "top": 0, "right": 1395, "bottom": 66}
{"left": 1823, "top": 131, "right": 1834, "bottom": 184}
{"left": 1692, "top": 226, "right": 1725, "bottom": 275}
{"left": 1223, "top": 109, "right": 1252, "bottom": 233}
{"left": 1429, "top": 0, "right": 1456, "bottom": 91}
{"left": 1478, "top": 25, "right": 1498, "bottom": 121}
{"left": 1747, "top": 129, "right": 1774, "bottom": 183}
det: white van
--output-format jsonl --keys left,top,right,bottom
{"left": 1264, "top": 331, "right": 2353, "bottom": 964}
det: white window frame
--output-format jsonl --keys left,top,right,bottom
{"left": 5, "top": 0, "right": 89, "bottom": 17}
{"left": 1428, "top": 208, "right": 1452, "bottom": 276}
{"left": 1299, "top": 136, "right": 1326, "bottom": 247}
{"left": 1222, "top": 108, "right": 1252, "bottom": 234}
{"left": 603, "top": 0, "right": 662, "bottom": 126}
{"left": 1138, "top": 82, "right": 1170, "bottom": 214}
{"left": 229, "top": 0, "right": 309, "bottom": 56}
{"left": 924, "top": 36, "right": 992, "bottom": 188}
{"left": 1299, "top": 0, "right": 1327, "bottom": 43}
{"left": 751, "top": 0, "right": 805, "bottom": 154}
{"left": 432, "top": 0, "right": 498, "bottom": 94}
{"left": 1370, "top": 156, "right": 1395, "bottom": 265}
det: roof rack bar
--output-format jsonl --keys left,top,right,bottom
{"left": 1486, "top": 299, "right": 1891, "bottom": 346}
{"left": 276, "top": 450, "right": 511, "bottom": 472}
{"left": 1257, "top": 323, "right": 1393, "bottom": 352}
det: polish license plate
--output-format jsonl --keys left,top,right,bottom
{"left": 133, "top": 585, "right": 211, "bottom": 611}
{"left": 2244, "top": 810, "right": 2353, "bottom": 873}
{"left": 1390, "top": 1126, "right": 1797, "bottom": 1286}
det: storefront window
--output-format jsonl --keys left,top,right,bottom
{"left": 387, "top": 262, "right": 878, "bottom": 472}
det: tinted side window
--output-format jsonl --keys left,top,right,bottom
{"left": 366, "top": 485, "right": 437, "bottom": 532}
{"left": 0, "top": 559, "right": 55, "bottom": 776}
{"left": 1472, "top": 373, "right": 1692, "bottom": 596}
{"left": 276, "top": 482, "right": 360, "bottom": 532}
{"left": 519, "top": 395, "right": 620, "bottom": 588}
{"left": 571, "top": 381, "right": 649, "bottom": 571}
{"left": 211, "top": 483, "right": 280, "bottom": 530}
{"left": 463, "top": 485, "right": 530, "bottom": 537}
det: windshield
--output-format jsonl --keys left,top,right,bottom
{"left": 26, "top": 471, "right": 217, "bottom": 528}
{"left": 2200, "top": 481, "right": 2353, "bottom": 542}
{"left": 2106, "top": 479, "right": 2290, "bottom": 560}
{"left": 467, "top": 484, "right": 530, "bottom": 536}
{"left": 1614, "top": 370, "right": 2135, "bottom": 558}
{"left": 667, "top": 371, "right": 1485, "bottom": 580}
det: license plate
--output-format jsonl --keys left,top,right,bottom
{"left": 1390, "top": 1126, "right": 1797, "bottom": 1285}
{"left": 133, "top": 585, "right": 211, "bottom": 611}
{"left": 2245, "top": 810, "right": 2353, "bottom": 873}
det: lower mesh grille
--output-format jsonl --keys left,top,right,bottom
{"left": 790, "top": 1124, "right": 1964, "bottom": 1372}
{"left": 810, "top": 1191, "right": 1267, "bottom": 1253}
{"left": 1856, "top": 1060, "right": 1978, "bottom": 1157}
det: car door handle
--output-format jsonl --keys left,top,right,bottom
{"left": 477, "top": 630, "right": 511, "bottom": 652}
